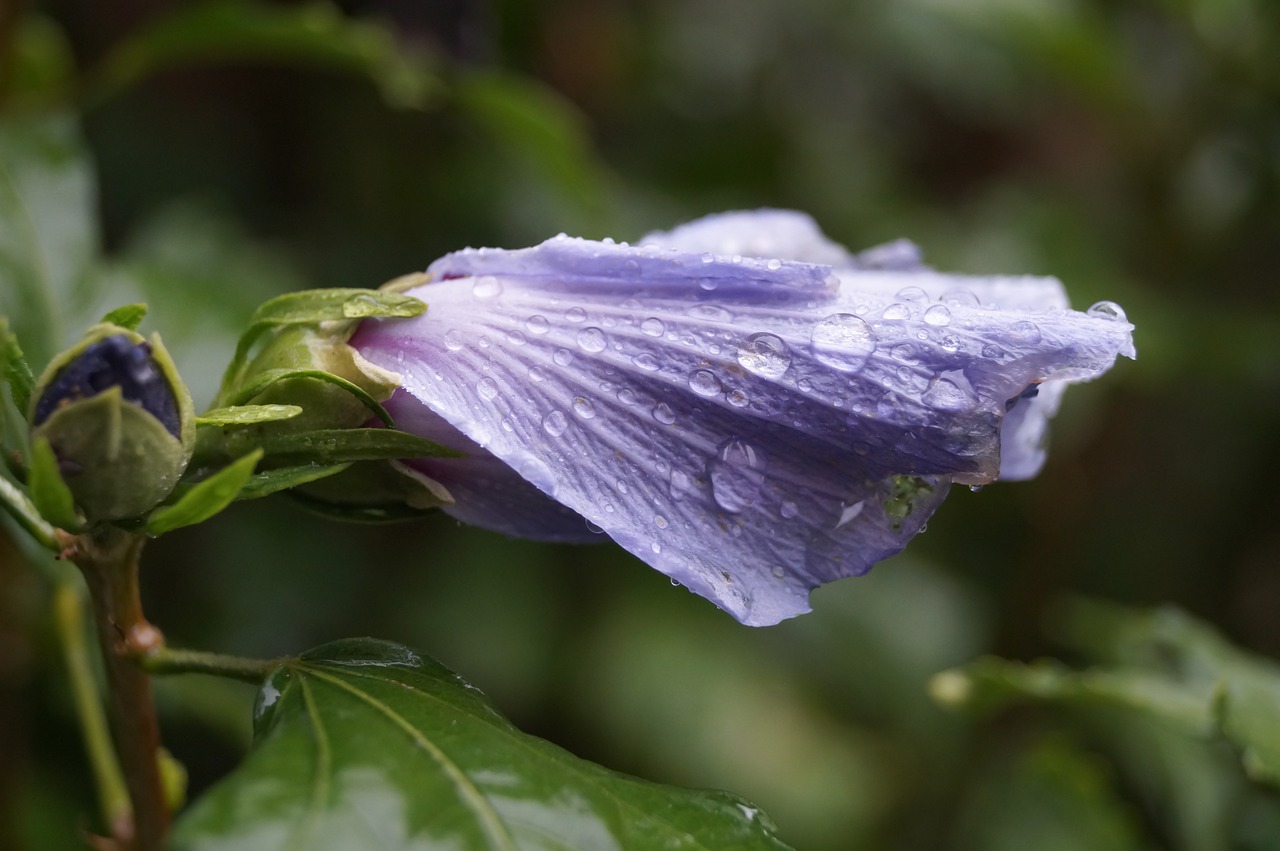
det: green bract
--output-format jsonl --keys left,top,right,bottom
{"left": 29, "top": 323, "right": 195, "bottom": 522}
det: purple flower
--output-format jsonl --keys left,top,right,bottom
{"left": 352, "top": 210, "right": 1134, "bottom": 626}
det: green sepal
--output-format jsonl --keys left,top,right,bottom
{"left": 196, "top": 404, "right": 302, "bottom": 427}
{"left": 147, "top": 449, "right": 263, "bottom": 536}
{"left": 237, "top": 462, "right": 352, "bottom": 500}
{"left": 99, "top": 303, "right": 148, "bottom": 330}
{"left": 1, "top": 318, "right": 36, "bottom": 417}
{"left": 254, "top": 428, "right": 461, "bottom": 464}
{"left": 27, "top": 436, "right": 83, "bottom": 532}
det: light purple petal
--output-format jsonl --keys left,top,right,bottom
{"left": 353, "top": 211, "right": 1134, "bottom": 625}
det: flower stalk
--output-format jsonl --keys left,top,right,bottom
{"left": 67, "top": 526, "right": 169, "bottom": 851}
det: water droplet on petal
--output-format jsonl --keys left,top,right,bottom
{"left": 585, "top": 519, "right": 604, "bottom": 534}
{"left": 1088, "top": 301, "right": 1127, "bottom": 322}
{"left": 508, "top": 451, "right": 556, "bottom": 494}
{"left": 542, "top": 410, "right": 569, "bottom": 437}
{"left": 922, "top": 375, "right": 976, "bottom": 411}
{"left": 882, "top": 303, "right": 910, "bottom": 321}
{"left": 895, "top": 286, "right": 929, "bottom": 303}
{"left": 577, "top": 327, "right": 606, "bottom": 353}
{"left": 654, "top": 514, "right": 669, "bottom": 529}
{"left": 572, "top": 397, "right": 596, "bottom": 419}
{"left": 689, "top": 369, "right": 721, "bottom": 397}
{"left": 444, "top": 330, "right": 464, "bottom": 351}
{"left": 670, "top": 469, "right": 696, "bottom": 499}
{"left": 737, "top": 332, "right": 791, "bottom": 378}
{"left": 1010, "top": 321, "right": 1041, "bottom": 344}
{"left": 981, "top": 344, "right": 1004, "bottom": 360}
{"left": 525, "top": 315, "right": 550, "bottom": 335}
{"left": 780, "top": 501, "right": 798, "bottom": 519}
{"left": 766, "top": 258, "right": 782, "bottom": 271}
{"left": 924, "top": 304, "right": 952, "bottom": 326}
{"left": 699, "top": 278, "right": 718, "bottom": 291}
{"left": 641, "top": 317, "right": 665, "bottom": 337}
{"left": 710, "top": 438, "right": 766, "bottom": 513}
{"left": 617, "top": 388, "right": 637, "bottom": 406}
{"left": 652, "top": 402, "right": 676, "bottom": 425}
{"left": 726, "top": 389, "right": 750, "bottom": 407}
{"left": 554, "top": 349, "right": 574, "bottom": 366}
{"left": 476, "top": 377, "right": 498, "bottom": 400}
{"left": 565, "top": 306, "right": 587, "bottom": 323}
{"left": 811, "top": 314, "right": 876, "bottom": 372}
{"left": 506, "top": 330, "right": 526, "bottom": 346}
{"left": 634, "top": 353, "right": 660, "bottom": 371}
{"left": 472, "top": 276, "right": 502, "bottom": 298}
{"left": 529, "top": 366, "right": 547, "bottom": 382}
{"left": 688, "top": 304, "right": 733, "bottom": 322}
{"left": 942, "top": 288, "right": 981, "bottom": 307}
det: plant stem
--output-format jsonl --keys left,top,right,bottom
{"left": 142, "top": 646, "right": 281, "bottom": 684}
{"left": 53, "top": 578, "right": 131, "bottom": 837}
{"left": 70, "top": 526, "right": 169, "bottom": 851}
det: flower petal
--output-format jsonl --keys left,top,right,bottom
{"left": 353, "top": 214, "right": 1133, "bottom": 625}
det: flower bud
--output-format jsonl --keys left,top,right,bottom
{"left": 30, "top": 325, "right": 195, "bottom": 521}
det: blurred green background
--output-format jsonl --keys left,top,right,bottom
{"left": 2, "top": 0, "right": 1279, "bottom": 849}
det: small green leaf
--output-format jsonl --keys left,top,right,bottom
{"left": 258, "top": 427, "right": 461, "bottom": 464}
{"left": 146, "top": 449, "right": 262, "bottom": 535}
{"left": 173, "top": 638, "right": 791, "bottom": 850}
{"left": 27, "top": 437, "right": 83, "bottom": 532}
{"left": 247, "top": 288, "right": 424, "bottom": 329}
{"left": 99, "top": 303, "right": 148, "bottom": 330}
{"left": 236, "top": 461, "right": 351, "bottom": 500}
{"left": 196, "top": 404, "right": 302, "bottom": 427}
{"left": 1, "top": 317, "right": 36, "bottom": 416}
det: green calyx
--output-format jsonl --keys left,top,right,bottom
{"left": 28, "top": 323, "right": 196, "bottom": 522}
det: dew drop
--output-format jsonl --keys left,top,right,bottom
{"left": 565, "top": 306, "right": 587, "bottom": 323}
{"left": 670, "top": 469, "right": 696, "bottom": 499}
{"left": 689, "top": 369, "right": 721, "bottom": 397}
{"left": 699, "top": 278, "right": 718, "bottom": 291}
{"left": 641, "top": 317, "right": 665, "bottom": 337}
{"left": 577, "top": 327, "right": 607, "bottom": 353}
{"left": 710, "top": 438, "right": 766, "bottom": 513}
{"left": 476, "top": 377, "right": 499, "bottom": 400}
{"left": 506, "top": 329, "right": 527, "bottom": 346}
{"left": 617, "top": 388, "right": 637, "bottom": 406}
{"left": 981, "top": 344, "right": 1004, "bottom": 360}
{"left": 554, "top": 348, "right": 574, "bottom": 367}
{"left": 508, "top": 451, "right": 556, "bottom": 494}
{"left": 472, "top": 276, "right": 502, "bottom": 298}
{"left": 541, "top": 410, "right": 569, "bottom": 437}
{"left": 654, "top": 514, "right": 669, "bottom": 529}
{"left": 1010, "top": 321, "right": 1042, "bottom": 344}
{"left": 811, "top": 314, "right": 876, "bottom": 372}
{"left": 882, "top": 303, "right": 910, "bottom": 321}
{"left": 942, "top": 288, "right": 981, "bottom": 307}
{"left": 726, "top": 389, "right": 750, "bottom": 407}
{"left": 572, "top": 397, "right": 596, "bottom": 419}
{"left": 1088, "top": 301, "right": 1127, "bottom": 322}
{"left": 895, "top": 286, "right": 929, "bottom": 303}
{"left": 444, "top": 330, "right": 464, "bottom": 351}
{"left": 585, "top": 520, "right": 604, "bottom": 534}
{"left": 652, "top": 402, "right": 676, "bottom": 425}
{"left": 736, "top": 332, "right": 791, "bottom": 378}
{"left": 922, "top": 376, "right": 976, "bottom": 411}
{"left": 529, "top": 366, "right": 547, "bottom": 382}
{"left": 525, "top": 315, "right": 550, "bottom": 335}
{"left": 766, "top": 258, "right": 782, "bottom": 271}
{"left": 780, "top": 501, "right": 798, "bottom": 519}
{"left": 688, "top": 304, "right": 733, "bottom": 322}
{"left": 923, "top": 304, "right": 952, "bottom": 326}
{"left": 633, "top": 353, "right": 660, "bottom": 371}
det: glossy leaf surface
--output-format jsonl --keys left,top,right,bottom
{"left": 147, "top": 449, "right": 262, "bottom": 535}
{"left": 196, "top": 405, "right": 303, "bottom": 427}
{"left": 173, "top": 638, "right": 791, "bottom": 850}
{"left": 100, "top": 303, "right": 148, "bottom": 330}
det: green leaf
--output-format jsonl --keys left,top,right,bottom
{"left": 257, "top": 427, "right": 461, "bottom": 464}
{"left": 283, "top": 489, "right": 437, "bottom": 524}
{"left": 1, "top": 317, "right": 36, "bottom": 417}
{"left": 173, "top": 638, "right": 791, "bottom": 850}
{"left": 246, "top": 288, "right": 426, "bottom": 329}
{"left": 27, "top": 437, "right": 83, "bottom": 532}
{"left": 0, "top": 112, "right": 99, "bottom": 366}
{"left": 90, "top": 0, "right": 442, "bottom": 109}
{"left": 99, "top": 303, "right": 148, "bottom": 330}
{"left": 236, "top": 461, "right": 351, "bottom": 500}
{"left": 196, "top": 404, "right": 303, "bottom": 427}
{"left": 146, "top": 449, "right": 262, "bottom": 535}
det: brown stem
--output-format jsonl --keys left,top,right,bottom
{"left": 69, "top": 527, "right": 169, "bottom": 851}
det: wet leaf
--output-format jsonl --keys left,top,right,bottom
{"left": 256, "top": 427, "right": 461, "bottom": 464}
{"left": 235, "top": 461, "right": 351, "bottom": 500}
{"left": 196, "top": 405, "right": 303, "bottom": 427}
{"left": 99, "top": 303, "right": 148, "bottom": 331}
{"left": 173, "top": 638, "right": 791, "bottom": 850}
{"left": 147, "top": 449, "right": 262, "bottom": 535}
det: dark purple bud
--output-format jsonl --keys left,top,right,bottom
{"left": 33, "top": 335, "right": 181, "bottom": 437}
